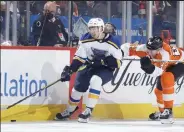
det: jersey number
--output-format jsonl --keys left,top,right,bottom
{"left": 171, "top": 46, "right": 180, "bottom": 56}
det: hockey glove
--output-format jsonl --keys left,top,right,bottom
{"left": 60, "top": 65, "right": 73, "bottom": 82}
{"left": 90, "top": 55, "right": 106, "bottom": 68}
{"left": 104, "top": 55, "right": 122, "bottom": 69}
{"left": 91, "top": 59, "right": 106, "bottom": 68}
{"left": 140, "top": 56, "right": 155, "bottom": 74}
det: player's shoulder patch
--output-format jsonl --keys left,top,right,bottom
{"left": 80, "top": 33, "right": 95, "bottom": 43}
{"left": 106, "top": 35, "right": 120, "bottom": 49}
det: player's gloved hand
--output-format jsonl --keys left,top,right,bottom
{"left": 90, "top": 55, "right": 106, "bottom": 68}
{"left": 140, "top": 56, "right": 155, "bottom": 74}
{"left": 60, "top": 65, "right": 73, "bottom": 82}
{"left": 103, "top": 55, "right": 120, "bottom": 69}
{"left": 140, "top": 56, "right": 152, "bottom": 68}
{"left": 91, "top": 58, "right": 105, "bottom": 68}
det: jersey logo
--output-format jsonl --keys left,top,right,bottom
{"left": 91, "top": 48, "right": 107, "bottom": 59}
{"left": 170, "top": 46, "right": 180, "bottom": 56}
{"left": 36, "top": 21, "right": 41, "bottom": 27}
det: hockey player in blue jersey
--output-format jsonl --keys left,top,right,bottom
{"left": 104, "top": 22, "right": 121, "bottom": 48}
{"left": 54, "top": 18, "right": 123, "bottom": 123}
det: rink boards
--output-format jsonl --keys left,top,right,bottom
{"left": 1, "top": 46, "right": 184, "bottom": 122}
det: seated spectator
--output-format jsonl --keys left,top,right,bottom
{"left": 1, "top": 33, "right": 12, "bottom": 46}
{"left": 32, "top": 1, "right": 68, "bottom": 47}
{"left": 0, "top": 33, "right": 5, "bottom": 44}
{"left": 55, "top": 1, "right": 78, "bottom": 17}
{"left": 0, "top": 1, "right": 6, "bottom": 39}
{"left": 153, "top": 9, "right": 166, "bottom": 37}
{"left": 75, "top": 1, "right": 87, "bottom": 16}
{"left": 30, "top": 1, "right": 46, "bottom": 15}
{"left": 138, "top": 1, "right": 146, "bottom": 19}
{"left": 0, "top": 1, "right": 21, "bottom": 44}
{"left": 85, "top": 1, "right": 108, "bottom": 18}
{"left": 110, "top": 1, "right": 119, "bottom": 18}
{"left": 153, "top": 6, "right": 176, "bottom": 39}
{"left": 0, "top": 1, "right": 6, "bottom": 11}
{"left": 1, "top": 40, "right": 12, "bottom": 46}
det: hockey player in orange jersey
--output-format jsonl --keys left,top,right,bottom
{"left": 121, "top": 36, "right": 184, "bottom": 124}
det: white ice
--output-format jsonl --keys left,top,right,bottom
{"left": 1, "top": 119, "right": 184, "bottom": 132}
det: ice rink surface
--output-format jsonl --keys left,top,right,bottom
{"left": 1, "top": 119, "right": 184, "bottom": 132}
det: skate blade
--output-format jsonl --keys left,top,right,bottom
{"left": 53, "top": 117, "right": 69, "bottom": 121}
{"left": 78, "top": 118, "right": 89, "bottom": 123}
{"left": 148, "top": 118, "right": 160, "bottom": 121}
{"left": 161, "top": 118, "right": 174, "bottom": 124}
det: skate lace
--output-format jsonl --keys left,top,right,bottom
{"left": 82, "top": 108, "right": 91, "bottom": 115}
{"left": 161, "top": 109, "right": 170, "bottom": 116}
{"left": 154, "top": 111, "right": 161, "bottom": 117}
{"left": 61, "top": 109, "right": 70, "bottom": 116}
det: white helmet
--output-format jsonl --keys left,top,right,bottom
{"left": 87, "top": 18, "right": 105, "bottom": 39}
{"left": 88, "top": 18, "right": 105, "bottom": 31}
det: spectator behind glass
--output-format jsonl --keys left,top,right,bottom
{"left": 31, "top": 1, "right": 68, "bottom": 47}
{"left": 0, "top": 1, "right": 21, "bottom": 43}
{"left": 153, "top": 6, "right": 176, "bottom": 39}
{"left": 0, "top": 1, "right": 6, "bottom": 40}
{"left": 138, "top": 1, "right": 146, "bottom": 19}
{"left": 85, "top": 1, "right": 107, "bottom": 18}
{"left": 152, "top": 8, "right": 165, "bottom": 37}
{"left": 55, "top": 1, "right": 78, "bottom": 17}
{"left": 30, "top": 1, "right": 46, "bottom": 15}
{"left": 104, "top": 22, "right": 120, "bottom": 48}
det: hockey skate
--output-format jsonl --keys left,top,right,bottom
{"left": 78, "top": 108, "right": 92, "bottom": 123}
{"left": 160, "top": 109, "right": 174, "bottom": 124}
{"left": 54, "top": 106, "right": 79, "bottom": 121}
{"left": 149, "top": 111, "right": 161, "bottom": 121}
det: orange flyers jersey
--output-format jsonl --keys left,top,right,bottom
{"left": 121, "top": 42, "right": 184, "bottom": 75}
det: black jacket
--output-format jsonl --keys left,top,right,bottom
{"left": 32, "top": 14, "right": 68, "bottom": 46}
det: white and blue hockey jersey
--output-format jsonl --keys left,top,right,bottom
{"left": 70, "top": 33, "right": 123, "bottom": 72}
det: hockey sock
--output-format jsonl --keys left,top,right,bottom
{"left": 86, "top": 75, "right": 102, "bottom": 109}
{"left": 161, "top": 72, "right": 174, "bottom": 110}
{"left": 87, "top": 88, "right": 101, "bottom": 109}
{"left": 67, "top": 88, "right": 83, "bottom": 112}
{"left": 154, "top": 88, "right": 164, "bottom": 112}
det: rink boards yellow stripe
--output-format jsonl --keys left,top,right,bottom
{"left": 1, "top": 103, "right": 184, "bottom": 122}
{"left": 1, "top": 104, "right": 67, "bottom": 122}
{"left": 90, "top": 104, "right": 184, "bottom": 119}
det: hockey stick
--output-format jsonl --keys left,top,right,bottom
{"left": 138, "top": 27, "right": 144, "bottom": 44}
{"left": 132, "top": 27, "right": 144, "bottom": 45}
{"left": 1, "top": 78, "right": 61, "bottom": 110}
{"left": 36, "top": 12, "right": 48, "bottom": 46}
{"left": 122, "top": 58, "right": 184, "bottom": 63}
